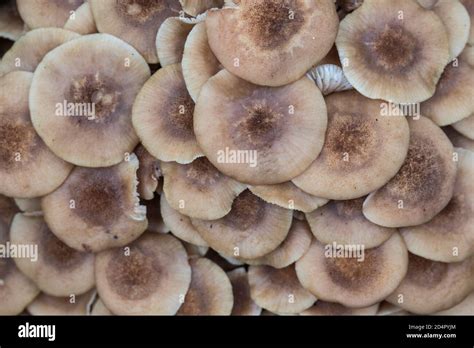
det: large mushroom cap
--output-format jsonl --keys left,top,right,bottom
{"left": 227, "top": 268, "right": 261, "bottom": 316}
{"left": 194, "top": 69, "right": 327, "bottom": 185}
{"left": 292, "top": 90, "right": 410, "bottom": 200}
{"left": 0, "top": 71, "right": 73, "bottom": 198}
{"left": 363, "top": 116, "right": 457, "bottom": 227}
{"left": 30, "top": 33, "right": 150, "bottom": 167}
{"left": 63, "top": 2, "right": 98, "bottom": 35}
{"left": 336, "top": 0, "right": 450, "bottom": 103}
{"left": 96, "top": 233, "right": 191, "bottom": 315}
{"left": 206, "top": 0, "right": 339, "bottom": 86}
{"left": 17, "top": 0, "right": 84, "bottom": 29}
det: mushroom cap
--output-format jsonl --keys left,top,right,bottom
{"left": 248, "top": 265, "right": 316, "bottom": 314}
{"left": 161, "top": 157, "right": 247, "bottom": 220}
{"left": 249, "top": 182, "right": 328, "bottom": 213}
{"left": 301, "top": 301, "right": 379, "bottom": 315}
{"left": 27, "top": 290, "right": 95, "bottom": 315}
{"left": 63, "top": 2, "right": 97, "bottom": 35}
{"left": 17, "top": 0, "right": 84, "bottom": 29}
{"left": 135, "top": 144, "right": 160, "bottom": 201}
{"left": 363, "top": 116, "right": 457, "bottom": 228}
{"left": 191, "top": 190, "right": 292, "bottom": 259}
{"left": 0, "top": 28, "right": 80, "bottom": 77}
{"left": 14, "top": 198, "right": 42, "bottom": 213}
{"left": 0, "top": 71, "right": 73, "bottom": 198}
{"left": 0, "top": 0, "right": 25, "bottom": 40}
{"left": 10, "top": 213, "right": 95, "bottom": 297}
{"left": 42, "top": 154, "right": 148, "bottom": 252}
{"left": 96, "top": 233, "right": 191, "bottom": 315}
{"left": 292, "top": 90, "right": 410, "bottom": 200}
{"left": 306, "top": 198, "right": 395, "bottom": 249}
{"left": 178, "top": 257, "right": 233, "bottom": 315}
{"left": 452, "top": 114, "right": 474, "bottom": 139}
{"left": 227, "top": 267, "right": 261, "bottom": 315}
{"left": 132, "top": 63, "right": 203, "bottom": 164}
{"left": 194, "top": 69, "right": 327, "bottom": 185}
{"left": 182, "top": 21, "right": 221, "bottom": 102}
{"left": 400, "top": 148, "right": 474, "bottom": 262}
{"left": 435, "top": 291, "right": 474, "bottom": 315}
{"left": 89, "top": 0, "right": 181, "bottom": 63}
{"left": 90, "top": 297, "right": 113, "bottom": 315}
{"left": 376, "top": 301, "right": 411, "bottom": 315}
{"left": 336, "top": 0, "right": 450, "bottom": 103}
{"left": 180, "top": 0, "right": 224, "bottom": 16}
{"left": 156, "top": 17, "right": 194, "bottom": 67}
{"left": 444, "top": 126, "right": 474, "bottom": 152}
{"left": 460, "top": 0, "right": 474, "bottom": 45}
{"left": 295, "top": 233, "right": 408, "bottom": 308}
{"left": 182, "top": 242, "right": 208, "bottom": 258}
{"left": 386, "top": 253, "right": 474, "bottom": 314}
{"left": 206, "top": 0, "right": 339, "bottom": 86}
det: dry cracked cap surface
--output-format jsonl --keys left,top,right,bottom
{"left": 400, "top": 148, "right": 474, "bottom": 263}
{"left": 42, "top": 154, "right": 148, "bottom": 253}
{"left": 191, "top": 189, "right": 292, "bottom": 259}
{"left": 363, "top": 116, "right": 457, "bottom": 228}
{"left": 194, "top": 69, "right": 327, "bottom": 185}
{"left": 206, "top": 0, "right": 339, "bottom": 86}
{"left": 386, "top": 253, "right": 474, "bottom": 314}
{"left": 96, "top": 233, "right": 191, "bottom": 315}
{"left": 292, "top": 90, "right": 410, "bottom": 200}
{"left": 63, "top": 2, "right": 98, "bottom": 35}
{"left": 0, "top": 71, "right": 73, "bottom": 198}
{"left": 90, "top": 0, "right": 181, "bottom": 64}
{"left": 336, "top": 0, "right": 450, "bottom": 103}
{"left": 27, "top": 290, "right": 96, "bottom": 315}
{"left": 30, "top": 33, "right": 150, "bottom": 167}
{"left": 132, "top": 63, "right": 203, "bottom": 164}
{"left": 17, "top": 0, "right": 84, "bottom": 29}
{"left": 295, "top": 233, "right": 408, "bottom": 308}
{"left": 227, "top": 268, "right": 261, "bottom": 316}
{"left": 10, "top": 213, "right": 95, "bottom": 297}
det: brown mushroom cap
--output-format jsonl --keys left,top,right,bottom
{"left": 400, "top": 148, "right": 474, "bottom": 262}
{"left": 42, "top": 154, "right": 148, "bottom": 252}
{"left": 63, "top": 2, "right": 98, "bottom": 35}
{"left": 295, "top": 233, "right": 408, "bottom": 308}
{"left": 30, "top": 33, "right": 150, "bottom": 167}
{"left": 292, "top": 90, "right": 410, "bottom": 200}
{"left": 156, "top": 17, "right": 195, "bottom": 67}
{"left": 28, "top": 290, "right": 95, "bottom": 315}
{"left": 132, "top": 63, "right": 203, "bottom": 164}
{"left": 206, "top": 0, "right": 339, "bottom": 86}
{"left": 135, "top": 144, "right": 160, "bottom": 201}
{"left": 89, "top": 0, "right": 181, "bottom": 63}
{"left": 460, "top": 0, "right": 474, "bottom": 45}
{"left": 191, "top": 190, "right": 292, "bottom": 259}
{"left": 96, "top": 233, "right": 191, "bottom": 315}
{"left": 0, "top": 0, "right": 25, "bottom": 40}
{"left": 306, "top": 198, "right": 395, "bottom": 249}
{"left": 248, "top": 265, "right": 316, "bottom": 314}
{"left": 227, "top": 267, "right": 261, "bottom": 316}
{"left": 180, "top": 0, "right": 223, "bottom": 16}
{"left": 336, "top": 0, "right": 450, "bottom": 103}
{"left": 436, "top": 291, "right": 474, "bottom": 315}
{"left": 452, "top": 114, "right": 474, "bottom": 140}
{"left": 301, "top": 301, "right": 379, "bottom": 315}
{"left": 363, "top": 116, "right": 457, "bottom": 228}
{"left": 194, "top": 69, "right": 327, "bottom": 185}
{"left": 444, "top": 126, "right": 474, "bottom": 151}
{"left": 161, "top": 157, "right": 246, "bottom": 220}
{"left": 0, "top": 71, "right": 73, "bottom": 198}
{"left": 178, "top": 257, "right": 233, "bottom": 315}
{"left": 17, "top": 0, "right": 84, "bottom": 29}
{"left": 386, "top": 253, "right": 474, "bottom": 314}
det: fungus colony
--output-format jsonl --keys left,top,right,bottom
{"left": 0, "top": 0, "right": 473, "bottom": 316}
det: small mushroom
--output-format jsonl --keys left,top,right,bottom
{"left": 16, "top": 0, "right": 84, "bottom": 29}
{"left": 301, "top": 301, "right": 379, "bottom": 316}
{"left": 28, "top": 290, "right": 96, "bottom": 315}
{"left": 460, "top": 0, "right": 474, "bottom": 45}
{"left": 135, "top": 144, "right": 160, "bottom": 201}
{"left": 180, "top": 0, "right": 223, "bottom": 16}
{"left": 444, "top": 126, "right": 474, "bottom": 152}
{"left": 227, "top": 268, "right": 261, "bottom": 316}
{"left": 0, "top": 0, "right": 25, "bottom": 40}
{"left": 42, "top": 154, "right": 148, "bottom": 252}
{"left": 96, "top": 233, "right": 191, "bottom": 315}
{"left": 178, "top": 257, "right": 233, "bottom": 315}
{"left": 63, "top": 2, "right": 98, "bottom": 35}
{"left": 363, "top": 116, "right": 457, "bottom": 227}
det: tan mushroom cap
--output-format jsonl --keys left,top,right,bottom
{"left": 420, "top": 57, "right": 474, "bottom": 126}
{"left": 248, "top": 265, "right": 316, "bottom": 314}
{"left": 363, "top": 116, "right": 457, "bottom": 228}
{"left": 178, "top": 257, "right": 233, "bottom": 315}
{"left": 0, "top": 0, "right": 25, "bottom": 40}
{"left": 436, "top": 291, "right": 474, "bottom": 315}
{"left": 444, "top": 126, "right": 474, "bottom": 151}
{"left": 182, "top": 242, "right": 208, "bottom": 258}
{"left": 182, "top": 21, "right": 221, "bottom": 102}
{"left": 194, "top": 69, "right": 327, "bottom": 185}
{"left": 132, "top": 63, "right": 203, "bottom": 164}
{"left": 17, "top": 0, "right": 84, "bottom": 29}
{"left": 64, "top": 2, "right": 97, "bottom": 35}
{"left": 296, "top": 233, "right": 408, "bottom": 308}
{"left": 42, "top": 154, "right": 148, "bottom": 253}
{"left": 206, "top": 0, "right": 338, "bottom": 86}
{"left": 0, "top": 71, "right": 73, "bottom": 198}
{"left": 460, "top": 0, "right": 474, "bottom": 45}
{"left": 301, "top": 301, "right": 379, "bottom": 315}
{"left": 160, "top": 194, "right": 208, "bottom": 247}
{"left": 156, "top": 17, "right": 195, "bottom": 67}
{"left": 192, "top": 190, "right": 292, "bottom": 259}
{"left": 0, "top": 28, "right": 80, "bottom": 77}
{"left": 249, "top": 182, "right": 328, "bottom": 213}
{"left": 400, "top": 148, "right": 474, "bottom": 262}
{"left": 90, "top": 0, "right": 181, "bottom": 63}
{"left": 162, "top": 158, "right": 247, "bottom": 220}
{"left": 96, "top": 233, "right": 191, "bottom": 315}
{"left": 180, "top": 0, "right": 223, "bottom": 16}
{"left": 28, "top": 290, "right": 95, "bottom": 315}
{"left": 336, "top": 0, "right": 450, "bottom": 103}
{"left": 452, "top": 114, "right": 474, "bottom": 140}
{"left": 292, "top": 90, "right": 410, "bottom": 200}
{"left": 135, "top": 144, "right": 160, "bottom": 201}
{"left": 227, "top": 268, "right": 261, "bottom": 316}
{"left": 10, "top": 213, "right": 95, "bottom": 297}
{"left": 14, "top": 198, "right": 42, "bottom": 213}
{"left": 386, "top": 253, "right": 474, "bottom": 314}
{"left": 307, "top": 198, "right": 395, "bottom": 249}
{"left": 143, "top": 195, "right": 169, "bottom": 234}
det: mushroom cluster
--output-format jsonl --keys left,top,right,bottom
{"left": 0, "top": 0, "right": 473, "bottom": 316}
